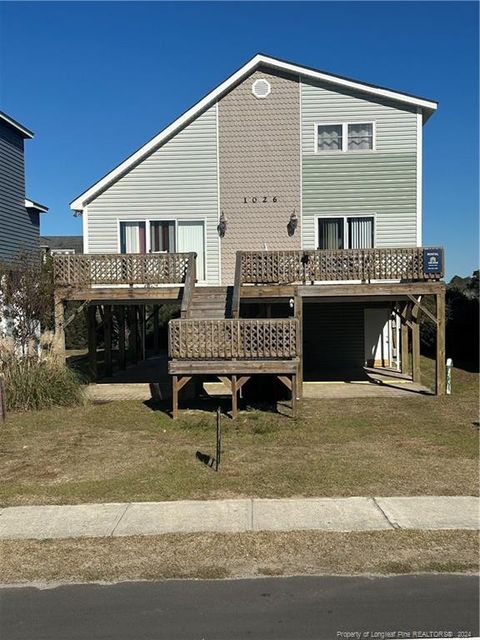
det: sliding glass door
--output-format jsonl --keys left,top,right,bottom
{"left": 120, "top": 222, "right": 146, "bottom": 254}
{"left": 317, "top": 216, "right": 374, "bottom": 250}
{"left": 318, "top": 218, "right": 344, "bottom": 250}
{"left": 177, "top": 221, "right": 205, "bottom": 281}
{"left": 150, "top": 221, "right": 175, "bottom": 253}
{"left": 348, "top": 217, "right": 374, "bottom": 249}
{"left": 119, "top": 219, "right": 206, "bottom": 281}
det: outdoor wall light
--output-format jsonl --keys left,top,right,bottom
{"left": 287, "top": 210, "right": 298, "bottom": 237}
{"left": 217, "top": 211, "right": 227, "bottom": 238}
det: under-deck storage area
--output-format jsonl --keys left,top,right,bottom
{"left": 303, "top": 302, "right": 366, "bottom": 380}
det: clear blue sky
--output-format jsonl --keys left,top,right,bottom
{"left": 0, "top": 1, "right": 478, "bottom": 278}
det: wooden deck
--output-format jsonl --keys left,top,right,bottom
{"left": 168, "top": 318, "right": 301, "bottom": 418}
{"left": 238, "top": 247, "right": 444, "bottom": 286}
{"left": 53, "top": 252, "right": 194, "bottom": 301}
{"left": 52, "top": 247, "right": 446, "bottom": 411}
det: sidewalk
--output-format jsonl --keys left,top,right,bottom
{"left": 0, "top": 497, "right": 478, "bottom": 540}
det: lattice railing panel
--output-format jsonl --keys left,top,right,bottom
{"left": 239, "top": 247, "right": 443, "bottom": 285}
{"left": 53, "top": 253, "right": 191, "bottom": 286}
{"left": 240, "top": 251, "right": 305, "bottom": 284}
{"left": 169, "top": 319, "right": 299, "bottom": 360}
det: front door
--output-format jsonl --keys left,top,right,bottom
{"left": 364, "top": 308, "right": 391, "bottom": 368}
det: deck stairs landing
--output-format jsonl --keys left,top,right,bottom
{"left": 187, "top": 286, "right": 233, "bottom": 319}
{"left": 172, "top": 267, "right": 298, "bottom": 420}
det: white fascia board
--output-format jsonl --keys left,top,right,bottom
{"left": 260, "top": 55, "right": 438, "bottom": 112}
{"left": 25, "top": 198, "right": 48, "bottom": 213}
{"left": 70, "top": 56, "right": 261, "bottom": 210}
{"left": 1, "top": 112, "right": 34, "bottom": 138}
{"left": 70, "top": 53, "right": 438, "bottom": 211}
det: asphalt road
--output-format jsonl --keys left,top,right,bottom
{"left": 1, "top": 575, "right": 478, "bottom": 640}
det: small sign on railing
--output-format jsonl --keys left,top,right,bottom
{"left": 423, "top": 249, "right": 443, "bottom": 275}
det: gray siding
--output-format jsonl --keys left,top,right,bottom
{"left": 86, "top": 105, "right": 219, "bottom": 283}
{"left": 218, "top": 68, "right": 301, "bottom": 284}
{"left": 301, "top": 79, "right": 418, "bottom": 249}
{"left": 0, "top": 121, "right": 38, "bottom": 263}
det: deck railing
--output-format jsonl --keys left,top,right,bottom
{"left": 179, "top": 253, "right": 197, "bottom": 318}
{"left": 169, "top": 318, "right": 299, "bottom": 360}
{"left": 53, "top": 253, "right": 192, "bottom": 287}
{"left": 239, "top": 247, "right": 444, "bottom": 285}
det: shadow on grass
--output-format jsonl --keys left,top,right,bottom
{"left": 143, "top": 393, "right": 287, "bottom": 420}
{"left": 369, "top": 377, "right": 433, "bottom": 396}
{"left": 196, "top": 450, "right": 218, "bottom": 470}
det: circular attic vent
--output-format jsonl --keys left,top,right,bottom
{"left": 252, "top": 78, "right": 271, "bottom": 99}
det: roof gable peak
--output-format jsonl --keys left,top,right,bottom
{"left": 71, "top": 53, "right": 437, "bottom": 211}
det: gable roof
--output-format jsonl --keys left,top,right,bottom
{"left": 0, "top": 110, "right": 34, "bottom": 139}
{"left": 25, "top": 198, "right": 48, "bottom": 213}
{"left": 71, "top": 53, "right": 438, "bottom": 212}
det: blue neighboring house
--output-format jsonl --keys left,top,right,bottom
{"left": 0, "top": 111, "right": 48, "bottom": 263}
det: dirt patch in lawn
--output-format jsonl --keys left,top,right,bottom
{"left": 0, "top": 360, "right": 478, "bottom": 505}
{"left": 1, "top": 530, "right": 478, "bottom": 584}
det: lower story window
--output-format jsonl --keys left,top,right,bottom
{"left": 120, "top": 221, "right": 146, "bottom": 254}
{"left": 317, "top": 216, "right": 374, "bottom": 250}
{"left": 119, "top": 219, "right": 205, "bottom": 280}
{"left": 150, "top": 221, "right": 175, "bottom": 252}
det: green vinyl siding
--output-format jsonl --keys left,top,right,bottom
{"left": 302, "top": 153, "right": 417, "bottom": 247}
{"left": 300, "top": 78, "right": 418, "bottom": 250}
{"left": 301, "top": 79, "right": 417, "bottom": 154}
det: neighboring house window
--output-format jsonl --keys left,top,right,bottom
{"left": 318, "top": 216, "right": 374, "bottom": 250}
{"left": 120, "top": 221, "right": 146, "bottom": 253}
{"left": 50, "top": 249, "right": 76, "bottom": 255}
{"left": 315, "top": 122, "right": 375, "bottom": 152}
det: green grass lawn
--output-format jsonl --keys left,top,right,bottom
{"left": 0, "top": 359, "right": 478, "bottom": 506}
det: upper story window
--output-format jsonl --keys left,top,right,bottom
{"left": 315, "top": 122, "right": 375, "bottom": 152}
{"left": 347, "top": 123, "right": 374, "bottom": 150}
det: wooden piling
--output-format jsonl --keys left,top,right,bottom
{"left": 87, "top": 304, "right": 97, "bottom": 380}
{"left": 104, "top": 305, "right": 112, "bottom": 377}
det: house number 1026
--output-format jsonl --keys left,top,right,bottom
{"left": 243, "top": 196, "right": 278, "bottom": 204}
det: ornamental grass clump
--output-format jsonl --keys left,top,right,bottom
{"left": 0, "top": 340, "right": 84, "bottom": 412}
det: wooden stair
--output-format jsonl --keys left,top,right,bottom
{"left": 187, "top": 286, "right": 233, "bottom": 319}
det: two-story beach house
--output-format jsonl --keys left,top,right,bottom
{"left": 55, "top": 54, "right": 445, "bottom": 415}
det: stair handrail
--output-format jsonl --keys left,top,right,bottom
{"left": 180, "top": 252, "right": 197, "bottom": 319}
{"left": 231, "top": 252, "right": 243, "bottom": 318}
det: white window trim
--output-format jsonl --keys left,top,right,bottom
{"left": 314, "top": 213, "right": 377, "bottom": 250}
{"left": 116, "top": 217, "right": 208, "bottom": 281}
{"left": 314, "top": 121, "right": 376, "bottom": 153}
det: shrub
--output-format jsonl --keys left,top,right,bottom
{"left": 0, "top": 344, "right": 84, "bottom": 412}
{"left": 0, "top": 252, "right": 54, "bottom": 354}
